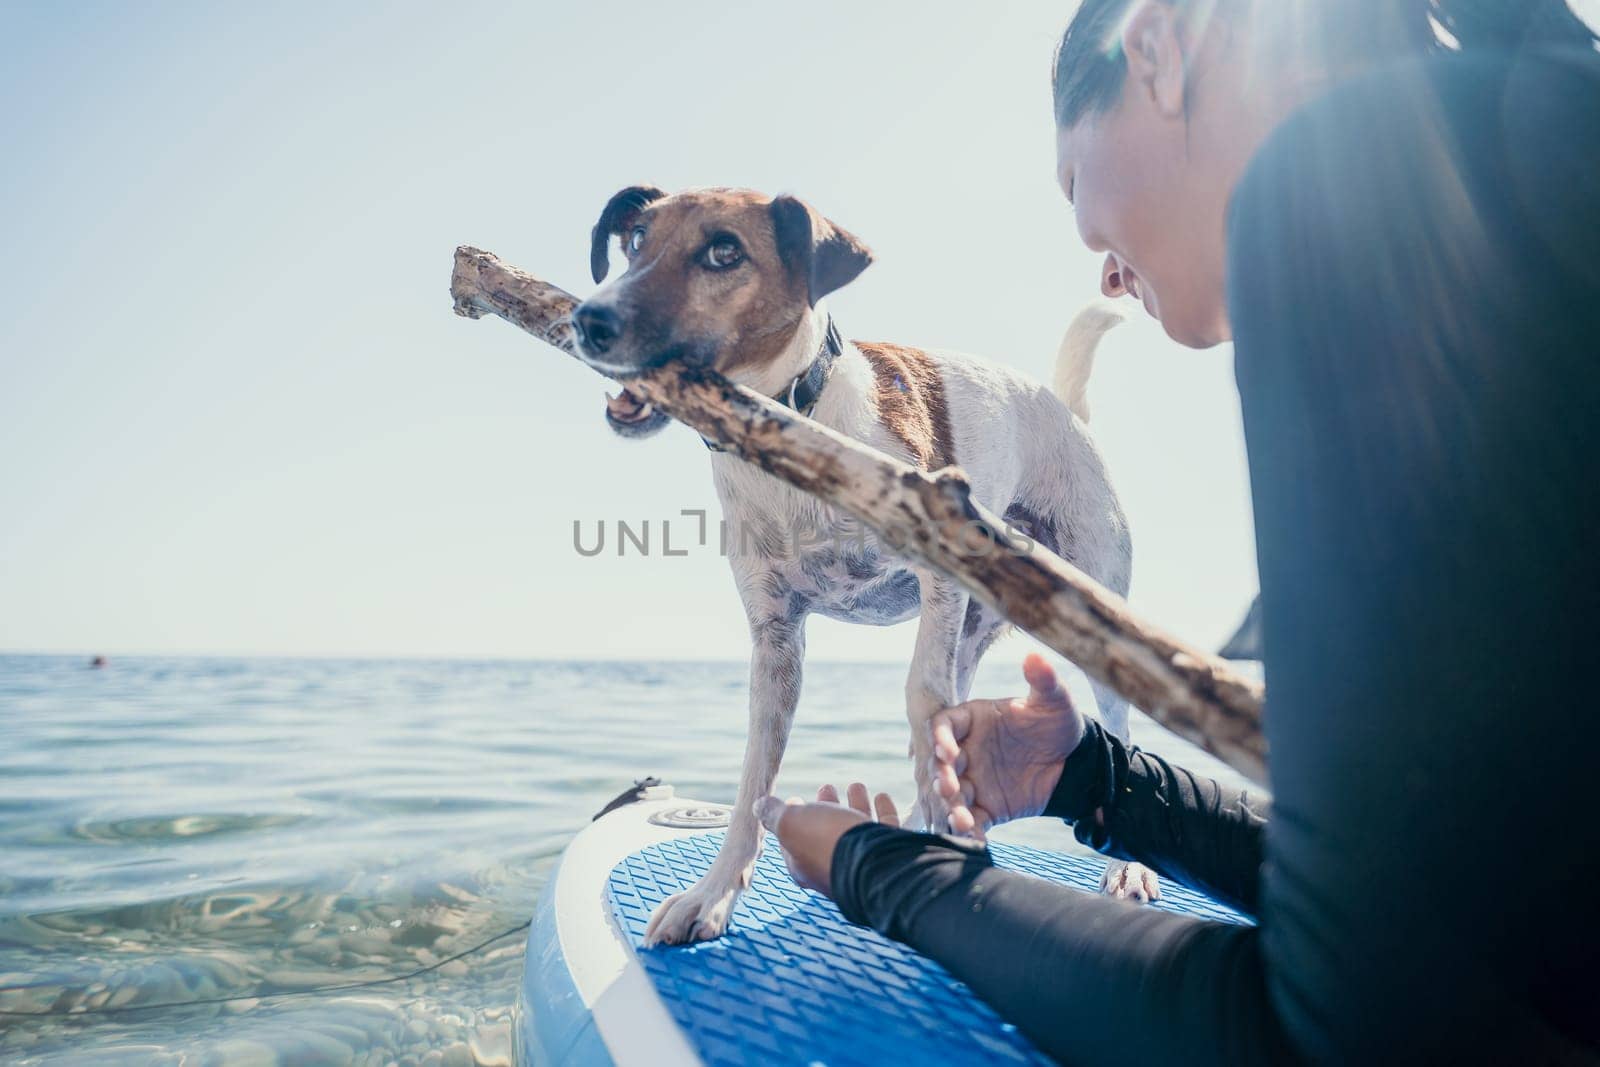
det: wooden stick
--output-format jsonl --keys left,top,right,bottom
{"left": 451, "top": 245, "right": 1268, "bottom": 783}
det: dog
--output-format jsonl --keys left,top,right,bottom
{"left": 572, "top": 186, "right": 1157, "bottom": 945}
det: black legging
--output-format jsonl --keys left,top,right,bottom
{"left": 829, "top": 47, "right": 1600, "bottom": 1065}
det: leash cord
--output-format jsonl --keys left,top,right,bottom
{"left": 0, "top": 918, "right": 532, "bottom": 1018}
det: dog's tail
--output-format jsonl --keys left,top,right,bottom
{"left": 1052, "top": 304, "right": 1125, "bottom": 423}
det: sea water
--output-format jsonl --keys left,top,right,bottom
{"left": 0, "top": 653, "right": 1256, "bottom": 1065}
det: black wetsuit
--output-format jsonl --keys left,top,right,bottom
{"left": 830, "top": 47, "right": 1600, "bottom": 1065}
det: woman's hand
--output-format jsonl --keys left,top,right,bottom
{"left": 754, "top": 783, "right": 900, "bottom": 898}
{"left": 930, "top": 653, "right": 1087, "bottom": 841}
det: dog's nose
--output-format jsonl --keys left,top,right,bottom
{"left": 573, "top": 303, "right": 621, "bottom": 355}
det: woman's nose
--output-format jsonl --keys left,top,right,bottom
{"left": 1101, "top": 254, "right": 1128, "bottom": 299}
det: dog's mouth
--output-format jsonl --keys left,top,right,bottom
{"left": 592, "top": 342, "right": 708, "bottom": 439}
{"left": 603, "top": 386, "right": 672, "bottom": 438}
{"left": 605, "top": 387, "right": 655, "bottom": 426}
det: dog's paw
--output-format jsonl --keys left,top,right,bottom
{"left": 644, "top": 882, "right": 742, "bottom": 946}
{"left": 1100, "top": 860, "right": 1161, "bottom": 904}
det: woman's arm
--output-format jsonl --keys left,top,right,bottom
{"left": 827, "top": 824, "right": 1295, "bottom": 1066}
{"left": 932, "top": 654, "right": 1270, "bottom": 914}
{"left": 1044, "top": 717, "right": 1270, "bottom": 914}
{"left": 758, "top": 789, "right": 1296, "bottom": 1066}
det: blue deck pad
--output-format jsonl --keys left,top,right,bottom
{"left": 607, "top": 831, "right": 1249, "bottom": 1067}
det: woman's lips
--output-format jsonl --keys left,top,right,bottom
{"left": 1123, "top": 270, "right": 1158, "bottom": 320}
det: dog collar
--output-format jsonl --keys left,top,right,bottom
{"left": 702, "top": 319, "right": 843, "bottom": 452}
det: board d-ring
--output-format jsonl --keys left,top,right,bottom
{"left": 647, "top": 804, "right": 731, "bottom": 829}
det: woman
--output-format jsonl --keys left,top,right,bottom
{"left": 757, "top": 1, "right": 1600, "bottom": 1062}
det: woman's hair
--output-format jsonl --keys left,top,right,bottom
{"left": 1052, "top": 0, "right": 1599, "bottom": 127}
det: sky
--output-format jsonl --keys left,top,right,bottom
{"left": 0, "top": 1, "right": 1279, "bottom": 661}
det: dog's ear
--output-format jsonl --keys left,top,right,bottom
{"left": 590, "top": 185, "right": 668, "bottom": 283}
{"left": 769, "top": 195, "right": 874, "bottom": 306}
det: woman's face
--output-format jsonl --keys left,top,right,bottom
{"left": 1054, "top": 3, "right": 1261, "bottom": 350}
{"left": 1056, "top": 99, "right": 1234, "bottom": 350}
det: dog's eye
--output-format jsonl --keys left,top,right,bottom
{"left": 628, "top": 228, "right": 646, "bottom": 254}
{"left": 703, "top": 239, "right": 743, "bottom": 271}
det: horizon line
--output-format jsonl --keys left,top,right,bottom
{"left": 0, "top": 648, "right": 918, "bottom": 667}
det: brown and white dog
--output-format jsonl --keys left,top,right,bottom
{"left": 572, "top": 185, "right": 1155, "bottom": 945}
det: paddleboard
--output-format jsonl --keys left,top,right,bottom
{"left": 515, "top": 782, "right": 1248, "bottom": 1066}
